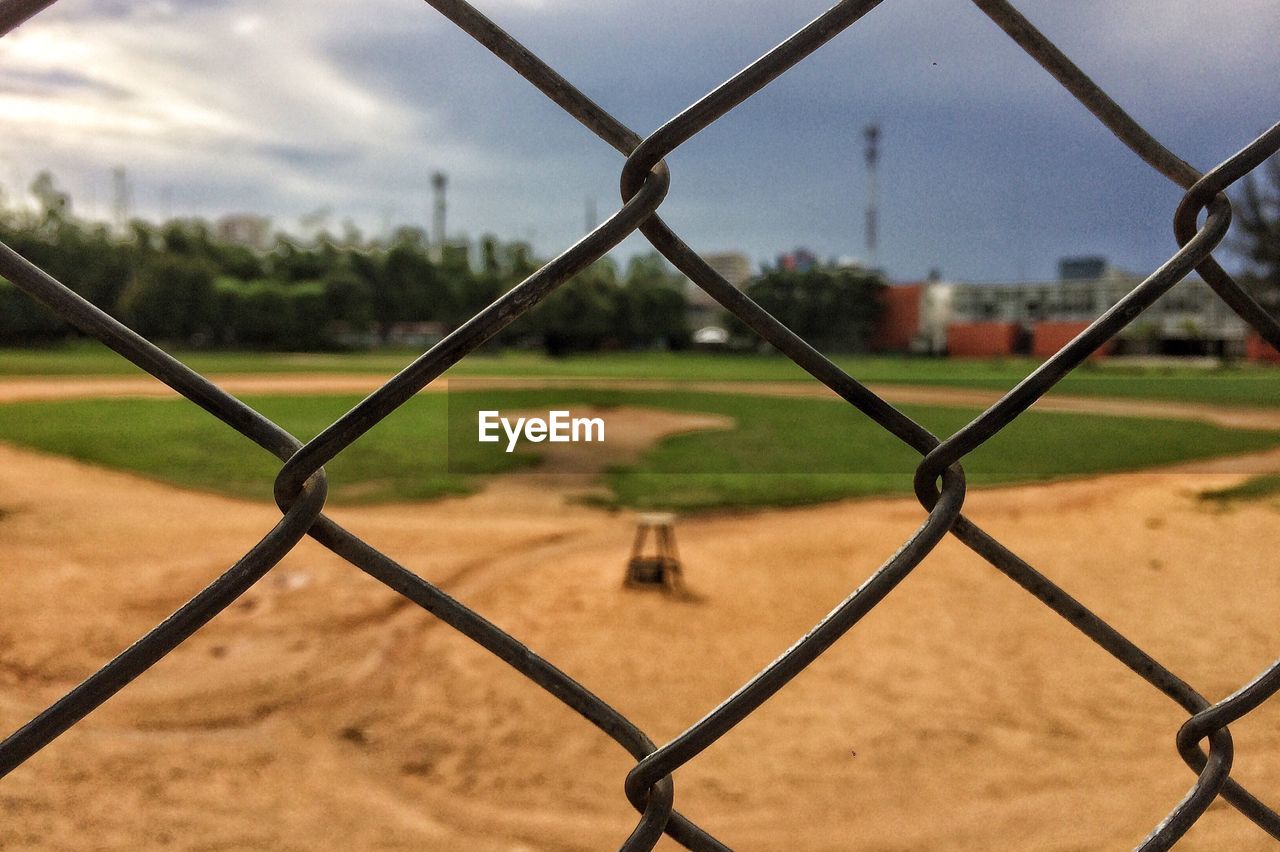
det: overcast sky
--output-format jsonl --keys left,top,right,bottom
{"left": 0, "top": 0, "right": 1276, "bottom": 282}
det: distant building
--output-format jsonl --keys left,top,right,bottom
{"left": 703, "top": 251, "right": 752, "bottom": 289}
{"left": 216, "top": 214, "right": 272, "bottom": 250}
{"left": 692, "top": 326, "right": 730, "bottom": 347}
{"left": 871, "top": 257, "right": 1250, "bottom": 359}
{"left": 1057, "top": 255, "right": 1108, "bottom": 281}
{"left": 871, "top": 282, "right": 924, "bottom": 352}
{"left": 872, "top": 280, "right": 954, "bottom": 355}
{"left": 776, "top": 248, "right": 818, "bottom": 273}
{"left": 686, "top": 251, "right": 754, "bottom": 334}
{"left": 917, "top": 280, "right": 954, "bottom": 355}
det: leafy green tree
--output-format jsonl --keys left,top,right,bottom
{"left": 1236, "top": 154, "right": 1280, "bottom": 312}
{"left": 212, "top": 279, "right": 330, "bottom": 349}
{"left": 0, "top": 282, "right": 67, "bottom": 342}
{"left": 740, "top": 264, "right": 885, "bottom": 353}
{"left": 288, "top": 282, "right": 330, "bottom": 350}
{"left": 29, "top": 171, "right": 71, "bottom": 222}
{"left": 504, "top": 241, "right": 539, "bottom": 281}
{"left": 231, "top": 281, "right": 291, "bottom": 347}
{"left": 531, "top": 259, "right": 621, "bottom": 355}
{"left": 68, "top": 223, "right": 133, "bottom": 310}
{"left": 121, "top": 256, "right": 218, "bottom": 343}
{"left": 271, "top": 239, "right": 336, "bottom": 283}
{"left": 209, "top": 241, "right": 265, "bottom": 281}
{"left": 348, "top": 250, "right": 398, "bottom": 343}
{"left": 0, "top": 169, "right": 574, "bottom": 350}
{"left": 322, "top": 264, "right": 373, "bottom": 330}
{"left": 386, "top": 237, "right": 451, "bottom": 322}
{"left": 616, "top": 252, "right": 689, "bottom": 349}
{"left": 1, "top": 217, "right": 132, "bottom": 317}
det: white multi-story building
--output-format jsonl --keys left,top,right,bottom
{"left": 215, "top": 214, "right": 272, "bottom": 250}
{"left": 687, "top": 251, "right": 753, "bottom": 334}
{"left": 884, "top": 258, "right": 1249, "bottom": 357}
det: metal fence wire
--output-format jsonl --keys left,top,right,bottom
{"left": 1, "top": 0, "right": 1279, "bottom": 848}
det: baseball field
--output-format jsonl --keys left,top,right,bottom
{"left": 2, "top": 346, "right": 1278, "bottom": 849}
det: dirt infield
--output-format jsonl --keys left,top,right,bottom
{"left": 2, "top": 428, "right": 1279, "bottom": 848}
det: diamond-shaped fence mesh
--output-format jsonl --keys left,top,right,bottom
{"left": 1, "top": 0, "right": 1279, "bottom": 848}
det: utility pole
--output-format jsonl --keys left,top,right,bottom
{"left": 112, "top": 166, "right": 131, "bottom": 234}
{"left": 431, "top": 171, "right": 447, "bottom": 261}
{"left": 863, "top": 124, "right": 880, "bottom": 270}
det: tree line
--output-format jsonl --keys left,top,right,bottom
{"left": 0, "top": 172, "right": 905, "bottom": 355}
{"left": 0, "top": 174, "right": 693, "bottom": 353}
{"left": 726, "top": 265, "right": 886, "bottom": 353}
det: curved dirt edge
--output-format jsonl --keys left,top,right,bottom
{"left": 3, "top": 373, "right": 1280, "bottom": 432}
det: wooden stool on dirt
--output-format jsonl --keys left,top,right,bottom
{"left": 625, "top": 512, "right": 683, "bottom": 592}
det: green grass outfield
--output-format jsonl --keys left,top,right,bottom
{"left": 1, "top": 388, "right": 1276, "bottom": 511}
{"left": 3, "top": 343, "right": 1280, "bottom": 408}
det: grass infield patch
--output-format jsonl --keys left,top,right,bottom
{"left": 1, "top": 388, "right": 1279, "bottom": 510}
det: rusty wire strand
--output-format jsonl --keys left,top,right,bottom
{"left": 0, "top": 0, "right": 1278, "bottom": 848}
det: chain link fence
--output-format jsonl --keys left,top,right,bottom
{"left": 1, "top": 0, "right": 1279, "bottom": 848}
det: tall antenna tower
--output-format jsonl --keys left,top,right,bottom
{"left": 585, "top": 195, "right": 597, "bottom": 232}
{"left": 430, "top": 171, "right": 448, "bottom": 260}
{"left": 111, "top": 166, "right": 131, "bottom": 234}
{"left": 863, "top": 124, "right": 880, "bottom": 269}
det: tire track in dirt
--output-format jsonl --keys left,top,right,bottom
{"left": 2, "top": 421, "right": 1280, "bottom": 848}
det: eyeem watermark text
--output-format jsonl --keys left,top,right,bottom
{"left": 478, "top": 410, "right": 605, "bottom": 453}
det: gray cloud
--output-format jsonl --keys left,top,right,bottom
{"left": 0, "top": 0, "right": 1275, "bottom": 282}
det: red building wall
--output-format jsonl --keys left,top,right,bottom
{"left": 871, "top": 283, "right": 922, "bottom": 352}
{"left": 1246, "top": 331, "right": 1280, "bottom": 363}
{"left": 1032, "top": 321, "right": 1113, "bottom": 359}
{"left": 947, "top": 321, "right": 1020, "bottom": 357}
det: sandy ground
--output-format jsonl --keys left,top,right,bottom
{"left": 2, "top": 395, "right": 1279, "bottom": 851}
{"left": 2, "top": 376, "right": 1279, "bottom": 848}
